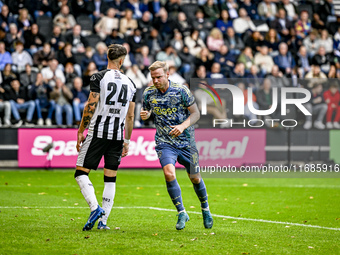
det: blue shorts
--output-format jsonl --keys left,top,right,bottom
{"left": 155, "top": 143, "right": 199, "bottom": 174}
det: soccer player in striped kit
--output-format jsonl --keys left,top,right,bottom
{"left": 75, "top": 44, "right": 136, "bottom": 231}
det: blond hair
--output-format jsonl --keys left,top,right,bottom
{"left": 148, "top": 61, "right": 168, "bottom": 73}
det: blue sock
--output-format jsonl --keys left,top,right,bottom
{"left": 193, "top": 179, "right": 209, "bottom": 209}
{"left": 166, "top": 179, "right": 185, "bottom": 212}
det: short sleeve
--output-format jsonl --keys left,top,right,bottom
{"left": 142, "top": 89, "right": 151, "bottom": 111}
{"left": 182, "top": 86, "right": 195, "bottom": 107}
{"left": 90, "top": 74, "right": 100, "bottom": 93}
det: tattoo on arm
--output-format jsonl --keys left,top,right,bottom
{"left": 79, "top": 92, "right": 100, "bottom": 131}
{"left": 82, "top": 116, "right": 92, "bottom": 128}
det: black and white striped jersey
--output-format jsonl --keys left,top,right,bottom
{"left": 87, "top": 69, "right": 136, "bottom": 140}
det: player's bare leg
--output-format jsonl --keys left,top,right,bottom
{"left": 163, "top": 164, "right": 189, "bottom": 230}
{"left": 75, "top": 166, "right": 105, "bottom": 231}
{"left": 97, "top": 168, "right": 118, "bottom": 230}
{"left": 188, "top": 172, "right": 213, "bottom": 229}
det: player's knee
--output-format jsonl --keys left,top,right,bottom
{"left": 190, "top": 177, "right": 201, "bottom": 184}
{"left": 164, "top": 172, "right": 176, "bottom": 182}
{"left": 74, "top": 169, "right": 89, "bottom": 178}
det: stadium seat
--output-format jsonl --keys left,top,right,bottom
{"left": 85, "top": 34, "right": 101, "bottom": 48}
{"left": 36, "top": 16, "right": 53, "bottom": 42}
{"left": 76, "top": 15, "right": 93, "bottom": 36}
{"left": 180, "top": 4, "right": 198, "bottom": 23}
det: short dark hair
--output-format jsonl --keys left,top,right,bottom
{"left": 107, "top": 44, "right": 127, "bottom": 61}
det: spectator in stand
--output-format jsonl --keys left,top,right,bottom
{"left": 328, "top": 15, "right": 340, "bottom": 35}
{"left": 5, "top": 79, "right": 35, "bottom": 127}
{"left": 152, "top": 7, "right": 173, "bottom": 42}
{"left": 214, "top": 44, "right": 237, "bottom": 74}
{"left": 324, "top": 82, "right": 340, "bottom": 129}
{"left": 270, "top": 8, "right": 293, "bottom": 41}
{"left": 50, "top": 78, "right": 73, "bottom": 127}
{"left": 319, "top": 29, "right": 333, "bottom": 54}
{"left": 225, "top": 0, "right": 239, "bottom": 19}
{"left": 215, "top": 9, "right": 232, "bottom": 34}
{"left": 92, "top": 42, "right": 108, "bottom": 71}
{"left": 178, "top": 45, "right": 196, "bottom": 82}
{"left": 30, "top": 72, "right": 54, "bottom": 126}
{"left": 17, "top": 8, "right": 33, "bottom": 32}
{"left": 164, "top": 0, "right": 180, "bottom": 19}
{"left": 168, "top": 65, "right": 186, "bottom": 85}
{"left": 0, "top": 5, "right": 15, "bottom": 33}
{"left": 105, "top": 29, "right": 125, "bottom": 46}
{"left": 193, "top": 65, "right": 207, "bottom": 79}
{"left": 312, "top": 13, "right": 326, "bottom": 31}
{"left": 34, "top": 0, "right": 53, "bottom": 20}
{"left": 49, "top": 25, "right": 65, "bottom": 52}
{"left": 207, "top": 62, "right": 225, "bottom": 79}
{"left": 33, "top": 42, "right": 55, "bottom": 68}
{"left": 195, "top": 47, "right": 214, "bottom": 71}
{"left": 0, "top": 41, "right": 12, "bottom": 71}
{"left": 156, "top": 45, "right": 181, "bottom": 69}
{"left": 89, "top": 0, "right": 109, "bottom": 22}
{"left": 246, "top": 65, "right": 263, "bottom": 88}
{"left": 295, "top": 10, "right": 311, "bottom": 39}
{"left": 303, "top": 29, "right": 320, "bottom": 58}
{"left": 278, "top": 0, "right": 298, "bottom": 21}
{"left": 11, "top": 41, "right": 33, "bottom": 73}
{"left": 23, "top": 23, "right": 45, "bottom": 55}
{"left": 126, "top": 64, "right": 147, "bottom": 127}
{"left": 138, "top": 11, "right": 153, "bottom": 35}
{"left": 127, "top": 28, "right": 145, "bottom": 54}
{"left": 202, "top": 0, "right": 220, "bottom": 23}
{"left": 146, "top": 28, "right": 164, "bottom": 57}
{"left": 136, "top": 45, "right": 154, "bottom": 75}
{"left": 173, "top": 12, "right": 192, "bottom": 37}
{"left": 1, "top": 63, "right": 17, "bottom": 87}
{"left": 295, "top": 45, "right": 311, "bottom": 78}
{"left": 254, "top": 45, "right": 274, "bottom": 75}
{"left": 192, "top": 9, "right": 213, "bottom": 41}
{"left": 121, "top": 42, "right": 136, "bottom": 70}
{"left": 266, "top": 64, "right": 290, "bottom": 88}
{"left": 312, "top": 45, "right": 334, "bottom": 75}
{"left": 71, "top": 0, "right": 93, "bottom": 18}
{"left": 20, "top": 64, "right": 37, "bottom": 87}
{"left": 237, "top": 47, "right": 254, "bottom": 72}
{"left": 4, "top": 23, "right": 24, "bottom": 52}
{"left": 65, "top": 24, "right": 88, "bottom": 54}
{"left": 0, "top": 84, "right": 11, "bottom": 127}
{"left": 237, "top": 82, "right": 258, "bottom": 125}
{"left": 64, "top": 62, "right": 78, "bottom": 88}
{"left": 53, "top": 5, "right": 76, "bottom": 33}
{"left": 184, "top": 29, "right": 206, "bottom": 57}
{"left": 305, "top": 65, "right": 327, "bottom": 79}
{"left": 258, "top": 0, "right": 277, "bottom": 22}
{"left": 232, "top": 8, "right": 256, "bottom": 35}
{"left": 264, "top": 28, "right": 280, "bottom": 56}
{"left": 41, "top": 58, "right": 66, "bottom": 87}
{"left": 82, "top": 61, "right": 98, "bottom": 89}
{"left": 206, "top": 28, "right": 224, "bottom": 53}
{"left": 95, "top": 8, "right": 119, "bottom": 40}
{"left": 71, "top": 77, "right": 89, "bottom": 125}
{"left": 120, "top": 8, "right": 138, "bottom": 36}
{"left": 224, "top": 27, "right": 244, "bottom": 55}
{"left": 229, "top": 62, "right": 246, "bottom": 79}
{"left": 80, "top": 46, "right": 94, "bottom": 73}
{"left": 245, "top": 31, "right": 264, "bottom": 53}
{"left": 303, "top": 83, "right": 327, "bottom": 130}
{"left": 169, "top": 30, "right": 184, "bottom": 53}
{"left": 57, "top": 43, "right": 77, "bottom": 68}
{"left": 273, "top": 42, "right": 295, "bottom": 75}
{"left": 240, "top": 0, "right": 259, "bottom": 20}
{"left": 256, "top": 78, "right": 280, "bottom": 127}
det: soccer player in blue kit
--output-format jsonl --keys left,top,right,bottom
{"left": 141, "top": 61, "right": 213, "bottom": 230}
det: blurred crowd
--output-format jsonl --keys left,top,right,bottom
{"left": 0, "top": 0, "right": 339, "bottom": 129}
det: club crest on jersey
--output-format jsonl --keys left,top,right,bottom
{"left": 90, "top": 75, "right": 96, "bottom": 81}
{"left": 170, "top": 97, "right": 178, "bottom": 105}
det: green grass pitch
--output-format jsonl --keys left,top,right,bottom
{"left": 0, "top": 170, "right": 339, "bottom": 254}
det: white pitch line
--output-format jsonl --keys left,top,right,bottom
{"left": 0, "top": 206, "right": 339, "bottom": 231}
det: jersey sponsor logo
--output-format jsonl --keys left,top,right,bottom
{"left": 154, "top": 107, "right": 177, "bottom": 115}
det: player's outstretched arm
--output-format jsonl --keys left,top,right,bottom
{"left": 169, "top": 103, "right": 200, "bottom": 137}
{"left": 122, "top": 101, "right": 135, "bottom": 157}
{"left": 76, "top": 92, "right": 100, "bottom": 152}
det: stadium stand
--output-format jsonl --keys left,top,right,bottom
{"left": 0, "top": 0, "right": 339, "bottom": 130}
